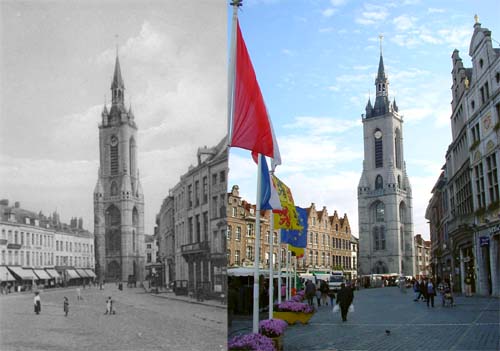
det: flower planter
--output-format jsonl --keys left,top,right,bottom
{"left": 271, "top": 335, "right": 283, "bottom": 351}
{"left": 274, "top": 311, "right": 314, "bottom": 325}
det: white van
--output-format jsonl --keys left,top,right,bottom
{"left": 328, "top": 271, "right": 345, "bottom": 292}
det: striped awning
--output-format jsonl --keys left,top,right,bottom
{"left": 84, "top": 269, "right": 96, "bottom": 278}
{"left": 0, "top": 266, "right": 16, "bottom": 281}
{"left": 33, "top": 269, "right": 51, "bottom": 280}
{"left": 75, "top": 269, "right": 90, "bottom": 278}
{"left": 7, "top": 266, "right": 35, "bottom": 280}
{"left": 66, "top": 269, "right": 81, "bottom": 279}
{"left": 45, "top": 269, "right": 61, "bottom": 279}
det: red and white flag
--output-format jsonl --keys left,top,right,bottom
{"left": 230, "top": 20, "right": 281, "bottom": 166}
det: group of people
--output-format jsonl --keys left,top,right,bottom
{"left": 304, "top": 279, "right": 355, "bottom": 322}
{"left": 412, "top": 277, "right": 454, "bottom": 307}
{"left": 32, "top": 286, "right": 117, "bottom": 317}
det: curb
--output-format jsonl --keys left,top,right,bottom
{"left": 150, "top": 292, "right": 227, "bottom": 310}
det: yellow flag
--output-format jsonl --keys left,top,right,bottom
{"left": 288, "top": 244, "right": 304, "bottom": 258}
{"left": 272, "top": 175, "right": 302, "bottom": 230}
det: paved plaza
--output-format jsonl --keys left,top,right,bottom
{"left": 0, "top": 285, "right": 227, "bottom": 351}
{"left": 230, "top": 287, "right": 499, "bottom": 351}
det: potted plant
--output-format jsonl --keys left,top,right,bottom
{"left": 273, "top": 300, "right": 314, "bottom": 325}
{"left": 228, "top": 333, "right": 276, "bottom": 351}
{"left": 259, "top": 319, "right": 288, "bottom": 351}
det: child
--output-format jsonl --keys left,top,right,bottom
{"left": 63, "top": 297, "right": 69, "bottom": 317}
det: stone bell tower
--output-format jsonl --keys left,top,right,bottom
{"left": 94, "top": 54, "right": 145, "bottom": 283}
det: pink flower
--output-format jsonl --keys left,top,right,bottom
{"left": 259, "top": 318, "right": 288, "bottom": 337}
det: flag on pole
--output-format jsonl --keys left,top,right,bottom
{"left": 282, "top": 206, "right": 308, "bottom": 247}
{"left": 230, "top": 20, "right": 281, "bottom": 165}
{"left": 260, "top": 154, "right": 281, "bottom": 211}
{"left": 272, "top": 176, "right": 302, "bottom": 231}
{"left": 288, "top": 245, "right": 304, "bottom": 258}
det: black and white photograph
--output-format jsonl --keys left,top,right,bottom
{"left": 0, "top": 1, "right": 227, "bottom": 350}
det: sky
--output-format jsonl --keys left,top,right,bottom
{"left": 227, "top": 0, "right": 500, "bottom": 240}
{"left": 0, "top": 0, "right": 227, "bottom": 235}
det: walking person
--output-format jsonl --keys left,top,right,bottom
{"left": 464, "top": 274, "right": 473, "bottom": 297}
{"left": 426, "top": 279, "right": 436, "bottom": 308}
{"left": 305, "top": 280, "right": 316, "bottom": 307}
{"left": 420, "top": 278, "right": 428, "bottom": 302}
{"left": 63, "top": 297, "right": 69, "bottom": 317}
{"left": 104, "top": 296, "right": 112, "bottom": 315}
{"left": 320, "top": 280, "right": 329, "bottom": 306}
{"left": 327, "top": 287, "right": 336, "bottom": 307}
{"left": 34, "top": 292, "right": 41, "bottom": 315}
{"left": 413, "top": 279, "right": 420, "bottom": 301}
{"left": 336, "top": 283, "right": 354, "bottom": 322}
{"left": 76, "top": 287, "right": 82, "bottom": 301}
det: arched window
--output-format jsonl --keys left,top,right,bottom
{"left": 105, "top": 205, "right": 121, "bottom": 253}
{"left": 380, "top": 226, "right": 386, "bottom": 250}
{"left": 129, "top": 137, "right": 136, "bottom": 176}
{"left": 374, "top": 131, "right": 383, "bottom": 168}
{"left": 373, "top": 227, "right": 379, "bottom": 250}
{"left": 395, "top": 128, "right": 402, "bottom": 169}
{"left": 110, "top": 181, "right": 118, "bottom": 196}
{"left": 375, "top": 202, "right": 385, "bottom": 222}
{"left": 397, "top": 175, "right": 401, "bottom": 189}
{"left": 375, "top": 175, "right": 383, "bottom": 189}
{"left": 110, "top": 136, "right": 119, "bottom": 175}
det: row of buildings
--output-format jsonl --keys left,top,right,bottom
{"left": 226, "top": 185, "right": 359, "bottom": 281}
{"left": 155, "top": 139, "right": 228, "bottom": 296}
{"left": 0, "top": 199, "right": 96, "bottom": 291}
{"left": 426, "top": 18, "right": 500, "bottom": 297}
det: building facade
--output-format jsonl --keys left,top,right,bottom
{"left": 414, "top": 234, "right": 431, "bottom": 278}
{"left": 0, "top": 200, "right": 95, "bottom": 290}
{"left": 93, "top": 54, "right": 146, "bottom": 283}
{"left": 227, "top": 186, "right": 356, "bottom": 278}
{"left": 358, "top": 49, "right": 415, "bottom": 276}
{"left": 156, "top": 138, "right": 227, "bottom": 296}
{"left": 426, "top": 18, "right": 499, "bottom": 296}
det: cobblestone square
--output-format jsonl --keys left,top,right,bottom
{"left": 229, "top": 287, "right": 499, "bottom": 350}
{"left": 0, "top": 285, "right": 226, "bottom": 351}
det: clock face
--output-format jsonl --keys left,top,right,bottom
{"left": 374, "top": 130, "right": 382, "bottom": 139}
{"left": 110, "top": 135, "right": 118, "bottom": 146}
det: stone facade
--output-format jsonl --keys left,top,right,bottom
{"left": 93, "top": 55, "right": 145, "bottom": 283}
{"left": 157, "top": 138, "right": 227, "bottom": 295}
{"left": 414, "top": 234, "right": 431, "bottom": 277}
{"left": 358, "top": 51, "right": 415, "bottom": 276}
{"left": 426, "top": 18, "right": 500, "bottom": 296}
{"left": 226, "top": 186, "right": 355, "bottom": 277}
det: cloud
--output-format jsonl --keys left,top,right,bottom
{"left": 330, "top": 0, "right": 347, "bottom": 6}
{"left": 283, "top": 116, "right": 360, "bottom": 135}
{"left": 322, "top": 8, "right": 337, "bottom": 17}
{"left": 393, "top": 14, "right": 417, "bottom": 31}
{"left": 428, "top": 8, "right": 445, "bottom": 13}
{"left": 281, "top": 49, "right": 294, "bottom": 56}
{"left": 319, "top": 27, "right": 335, "bottom": 33}
{"left": 356, "top": 4, "right": 389, "bottom": 25}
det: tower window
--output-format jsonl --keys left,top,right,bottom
{"left": 110, "top": 136, "right": 119, "bottom": 175}
{"left": 375, "top": 202, "right": 385, "bottom": 222}
{"left": 395, "top": 128, "right": 402, "bottom": 169}
{"left": 375, "top": 175, "right": 383, "bottom": 190}
{"left": 375, "top": 138, "right": 383, "bottom": 168}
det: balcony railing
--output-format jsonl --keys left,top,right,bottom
{"left": 181, "top": 241, "right": 210, "bottom": 255}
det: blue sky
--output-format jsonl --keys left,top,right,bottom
{"left": 228, "top": 0, "right": 500, "bottom": 239}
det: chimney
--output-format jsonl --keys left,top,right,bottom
{"left": 14, "top": 201, "right": 20, "bottom": 208}
{"left": 78, "top": 217, "right": 83, "bottom": 229}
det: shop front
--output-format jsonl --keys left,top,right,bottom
{"left": 475, "top": 224, "right": 500, "bottom": 296}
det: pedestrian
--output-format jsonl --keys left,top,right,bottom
{"left": 464, "top": 275, "right": 473, "bottom": 297}
{"left": 320, "top": 280, "right": 329, "bottom": 306}
{"left": 63, "top": 297, "right": 69, "bottom": 317}
{"left": 426, "top": 279, "right": 436, "bottom": 308}
{"left": 419, "top": 278, "right": 428, "bottom": 302}
{"left": 76, "top": 287, "right": 82, "bottom": 301}
{"left": 336, "top": 283, "right": 354, "bottom": 322}
{"left": 105, "top": 296, "right": 112, "bottom": 315}
{"left": 305, "top": 279, "right": 316, "bottom": 307}
{"left": 34, "top": 292, "right": 41, "bottom": 315}
{"left": 413, "top": 279, "right": 420, "bottom": 301}
{"left": 315, "top": 285, "right": 322, "bottom": 307}
{"left": 327, "top": 287, "right": 336, "bottom": 307}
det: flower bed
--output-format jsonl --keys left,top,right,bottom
{"left": 228, "top": 333, "right": 275, "bottom": 351}
{"left": 274, "top": 301, "right": 314, "bottom": 313}
{"left": 259, "top": 318, "right": 288, "bottom": 338}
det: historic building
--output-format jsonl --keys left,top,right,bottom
{"left": 426, "top": 18, "right": 499, "bottom": 296}
{"left": 93, "top": 54, "right": 145, "bottom": 283}
{"left": 349, "top": 235, "right": 359, "bottom": 281}
{"left": 227, "top": 186, "right": 355, "bottom": 277}
{"left": 414, "top": 234, "right": 431, "bottom": 277}
{"left": 358, "top": 47, "right": 415, "bottom": 277}
{"left": 0, "top": 200, "right": 95, "bottom": 290}
{"left": 156, "top": 138, "right": 227, "bottom": 296}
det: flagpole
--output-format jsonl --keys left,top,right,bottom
{"left": 286, "top": 246, "right": 290, "bottom": 300}
{"left": 252, "top": 153, "right": 262, "bottom": 333}
{"left": 268, "top": 209, "right": 274, "bottom": 319}
{"left": 227, "top": 0, "right": 241, "bottom": 144}
{"left": 277, "top": 235, "right": 282, "bottom": 304}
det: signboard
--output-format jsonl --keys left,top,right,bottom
{"left": 479, "top": 236, "right": 490, "bottom": 247}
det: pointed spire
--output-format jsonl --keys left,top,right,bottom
{"left": 393, "top": 98, "right": 398, "bottom": 112}
{"left": 111, "top": 54, "right": 124, "bottom": 90}
{"left": 377, "top": 54, "right": 386, "bottom": 81}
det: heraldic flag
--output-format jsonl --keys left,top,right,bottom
{"left": 282, "top": 207, "right": 308, "bottom": 258}
{"left": 272, "top": 176, "right": 302, "bottom": 231}
{"left": 229, "top": 20, "right": 281, "bottom": 165}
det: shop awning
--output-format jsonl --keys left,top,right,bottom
{"left": 45, "top": 269, "right": 61, "bottom": 279}
{"left": 66, "top": 269, "right": 81, "bottom": 279}
{"left": 75, "top": 269, "right": 90, "bottom": 278}
{"left": 84, "top": 269, "right": 96, "bottom": 278}
{"left": 33, "top": 269, "right": 51, "bottom": 280}
{"left": 7, "top": 266, "right": 35, "bottom": 280}
{"left": 0, "top": 266, "right": 16, "bottom": 281}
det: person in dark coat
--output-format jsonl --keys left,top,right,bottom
{"left": 305, "top": 280, "right": 316, "bottom": 306}
{"left": 63, "top": 297, "right": 69, "bottom": 317}
{"left": 419, "top": 279, "right": 427, "bottom": 302}
{"left": 33, "top": 292, "right": 41, "bottom": 315}
{"left": 336, "top": 283, "right": 354, "bottom": 322}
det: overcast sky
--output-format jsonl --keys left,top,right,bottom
{"left": 0, "top": 0, "right": 227, "bottom": 235}
{"left": 228, "top": 0, "right": 500, "bottom": 240}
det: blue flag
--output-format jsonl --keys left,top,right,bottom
{"left": 259, "top": 154, "right": 281, "bottom": 210}
{"left": 281, "top": 206, "right": 307, "bottom": 248}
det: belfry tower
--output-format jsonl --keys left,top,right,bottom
{"left": 357, "top": 40, "right": 415, "bottom": 276}
{"left": 94, "top": 54, "right": 145, "bottom": 283}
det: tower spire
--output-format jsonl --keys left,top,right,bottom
{"left": 111, "top": 46, "right": 125, "bottom": 105}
